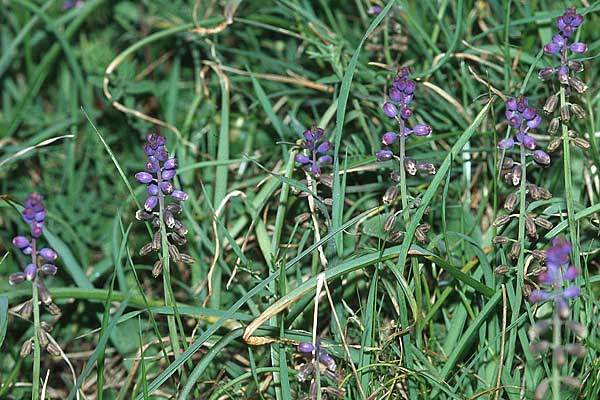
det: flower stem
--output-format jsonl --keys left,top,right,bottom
{"left": 551, "top": 298, "right": 561, "bottom": 400}
{"left": 30, "top": 239, "right": 41, "bottom": 400}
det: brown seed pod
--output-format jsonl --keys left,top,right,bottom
{"left": 534, "top": 379, "right": 550, "bottom": 400}
{"left": 501, "top": 157, "right": 514, "bottom": 170}
{"left": 20, "top": 301, "right": 33, "bottom": 320}
{"left": 319, "top": 174, "right": 333, "bottom": 188}
{"left": 388, "top": 231, "right": 404, "bottom": 242}
{"left": 494, "top": 264, "right": 510, "bottom": 274}
{"left": 38, "top": 330, "right": 48, "bottom": 348}
{"left": 543, "top": 94, "right": 558, "bottom": 114}
{"left": 562, "top": 376, "right": 581, "bottom": 389}
{"left": 383, "top": 186, "right": 398, "bottom": 205}
{"left": 152, "top": 260, "right": 163, "bottom": 277}
{"left": 571, "top": 103, "right": 586, "bottom": 119}
{"left": 139, "top": 242, "right": 154, "bottom": 256}
{"left": 532, "top": 249, "right": 546, "bottom": 262}
{"left": 152, "top": 231, "right": 162, "bottom": 251}
{"left": 560, "top": 104, "right": 570, "bottom": 122}
{"left": 41, "top": 321, "right": 53, "bottom": 333}
{"left": 522, "top": 283, "right": 532, "bottom": 297}
{"left": 565, "top": 343, "right": 586, "bottom": 358}
{"left": 414, "top": 226, "right": 427, "bottom": 243}
{"left": 404, "top": 158, "right": 417, "bottom": 176}
{"left": 533, "top": 151, "right": 550, "bottom": 166}
{"left": 568, "top": 129, "right": 577, "bottom": 138}
{"left": 528, "top": 184, "right": 541, "bottom": 200}
{"left": 547, "top": 117, "right": 560, "bottom": 134}
{"left": 568, "top": 76, "right": 588, "bottom": 93}
{"left": 534, "top": 217, "right": 553, "bottom": 230}
{"left": 492, "top": 236, "right": 509, "bottom": 244}
{"left": 511, "top": 165, "right": 522, "bottom": 186}
{"left": 46, "top": 303, "right": 61, "bottom": 316}
{"left": 174, "top": 220, "right": 188, "bottom": 236}
{"left": 46, "top": 343, "right": 61, "bottom": 356}
{"left": 135, "top": 210, "right": 153, "bottom": 221}
{"left": 168, "top": 244, "right": 180, "bottom": 261}
{"left": 166, "top": 203, "right": 181, "bottom": 214}
{"left": 554, "top": 346, "right": 566, "bottom": 367}
{"left": 164, "top": 211, "right": 175, "bottom": 228}
{"left": 529, "top": 340, "right": 550, "bottom": 354}
{"left": 568, "top": 60, "right": 584, "bottom": 72}
{"left": 537, "top": 187, "right": 552, "bottom": 200}
{"left": 416, "top": 162, "right": 436, "bottom": 175}
{"left": 418, "top": 223, "right": 431, "bottom": 233}
{"left": 169, "top": 232, "right": 187, "bottom": 246}
{"left": 504, "top": 193, "right": 518, "bottom": 212}
{"left": 20, "top": 340, "right": 33, "bottom": 358}
{"left": 538, "top": 67, "right": 556, "bottom": 81}
{"left": 573, "top": 137, "right": 591, "bottom": 150}
{"left": 529, "top": 320, "right": 550, "bottom": 339}
{"left": 547, "top": 137, "right": 562, "bottom": 152}
{"left": 493, "top": 214, "right": 511, "bottom": 227}
{"left": 389, "top": 171, "right": 401, "bottom": 182}
{"left": 295, "top": 212, "right": 311, "bottom": 225}
{"left": 526, "top": 217, "right": 537, "bottom": 238}
{"left": 179, "top": 253, "right": 195, "bottom": 265}
{"left": 383, "top": 213, "right": 397, "bottom": 233}
{"left": 509, "top": 242, "right": 520, "bottom": 260}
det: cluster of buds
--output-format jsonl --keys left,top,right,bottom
{"left": 539, "top": 7, "right": 590, "bottom": 152}
{"left": 296, "top": 341, "right": 344, "bottom": 399}
{"left": 295, "top": 125, "right": 333, "bottom": 178}
{"left": 493, "top": 98, "right": 555, "bottom": 276}
{"left": 9, "top": 193, "right": 61, "bottom": 357}
{"left": 528, "top": 237, "right": 586, "bottom": 399}
{"left": 381, "top": 186, "right": 431, "bottom": 244}
{"left": 134, "top": 133, "right": 194, "bottom": 277}
{"left": 375, "top": 67, "right": 435, "bottom": 179}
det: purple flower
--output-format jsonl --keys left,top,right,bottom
{"left": 499, "top": 97, "right": 545, "bottom": 160}
{"left": 556, "top": 7, "right": 583, "bottom": 37}
{"left": 529, "top": 237, "right": 580, "bottom": 315}
{"left": 383, "top": 102, "right": 398, "bottom": 118}
{"left": 295, "top": 125, "right": 333, "bottom": 178}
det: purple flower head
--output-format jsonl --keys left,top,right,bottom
{"left": 556, "top": 7, "right": 584, "bottom": 37}
{"left": 134, "top": 134, "right": 193, "bottom": 273}
{"left": 499, "top": 97, "right": 544, "bottom": 157}
{"left": 296, "top": 125, "right": 333, "bottom": 178}
{"left": 529, "top": 237, "right": 580, "bottom": 317}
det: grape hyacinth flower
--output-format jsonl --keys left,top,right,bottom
{"left": 528, "top": 237, "right": 586, "bottom": 399}
{"left": 9, "top": 193, "right": 61, "bottom": 361}
{"left": 376, "top": 67, "right": 434, "bottom": 177}
{"left": 539, "top": 7, "right": 590, "bottom": 152}
{"left": 295, "top": 125, "right": 333, "bottom": 178}
{"left": 134, "top": 133, "right": 194, "bottom": 276}
{"left": 296, "top": 340, "right": 344, "bottom": 398}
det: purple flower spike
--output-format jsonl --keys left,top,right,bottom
{"left": 39, "top": 248, "right": 58, "bottom": 261}
{"left": 12, "top": 236, "right": 30, "bottom": 249}
{"left": 171, "top": 190, "right": 189, "bottom": 202}
{"left": 547, "top": 237, "right": 571, "bottom": 266}
{"left": 25, "top": 264, "right": 37, "bottom": 281}
{"left": 297, "top": 342, "right": 314, "bottom": 353}
{"left": 296, "top": 125, "right": 333, "bottom": 177}
{"left": 135, "top": 172, "right": 154, "bottom": 184}
{"left": 383, "top": 102, "right": 398, "bottom": 118}
{"left": 144, "top": 196, "right": 158, "bottom": 211}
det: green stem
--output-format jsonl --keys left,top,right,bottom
{"left": 551, "top": 300, "right": 561, "bottom": 400}
{"left": 31, "top": 239, "right": 40, "bottom": 400}
{"left": 559, "top": 86, "right": 581, "bottom": 271}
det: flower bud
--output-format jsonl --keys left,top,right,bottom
{"left": 179, "top": 253, "right": 195, "bottom": 264}
{"left": 534, "top": 217, "right": 553, "bottom": 230}
{"left": 40, "top": 264, "right": 57, "bottom": 276}
{"left": 384, "top": 214, "right": 397, "bottom": 233}
{"left": 383, "top": 186, "right": 398, "bottom": 205}
{"left": 532, "top": 250, "right": 546, "bottom": 262}
{"left": 25, "top": 264, "right": 37, "bottom": 280}
{"left": 20, "top": 340, "right": 33, "bottom": 358}
{"left": 135, "top": 172, "right": 154, "bottom": 183}
{"left": 9, "top": 272, "right": 26, "bottom": 285}
{"left": 40, "top": 248, "right": 58, "bottom": 261}
{"left": 297, "top": 342, "right": 314, "bottom": 353}
{"left": 492, "top": 236, "right": 509, "bottom": 244}
{"left": 144, "top": 196, "right": 158, "bottom": 211}
{"left": 538, "top": 67, "right": 555, "bottom": 81}
{"left": 171, "top": 190, "right": 189, "bottom": 201}
{"left": 493, "top": 214, "right": 511, "bottom": 227}
{"left": 561, "top": 377, "right": 581, "bottom": 389}
{"left": 529, "top": 340, "right": 550, "bottom": 353}
{"left": 547, "top": 117, "right": 560, "bottom": 134}
{"left": 163, "top": 158, "right": 178, "bottom": 170}
{"left": 547, "top": 137, "right": 561, "bottom": 152}
{"left": 416, "top": 162, "right": 436, "bottom": 175}
{"left": 376, "top": 150, "right": 393, "bottom": 162}
{"left": 534, "top": 379, "right": 549, "bottom": 400}
{"left": 162, "top": 169, "right": 176, "bottom": 180}
{"left": 565, "top": 343, "right": 586, "bottom": 358}
{"left": 537, "top": 187, "right": 552, "bottom": 200}
{"left": 319, "top": 352, "right": 336, "bottom": 371}
{"left": 168, "top": 243, "right": 180, "bottom": 261}
{"left": 404, "top": 158, "right": 417, "bottom": 176}
{"left": 569, "top": 42, "right": 587, "bottom": 53}
{"left": 383, "top": 102, "right": 398, "bottom": 118}
{"left": 152, "top": 231, "right": 161, "bottom": 251}
{"left": 509, "top": 242, "right": 520, "bottom": 260}
{"left": 503, "top": 193, "right": 518, "bottom": 212}
{"left": 572, "top": 137, "right": 590, "bottom": 150}
{"left": 12, "top": 236, "right": 30, "bottom": 249}
{"left": 568, "top": 77, "right": 587, "bottom": 94}
{"left": 570, "top": 103, "right": 586, "bottom": 119}
{"left": 526, "top": 217, "right": 537, "bottom": 239}
{"left": 566, "top": 320, "right": 588, "bottom": 338}
{"left": 560, "top": 104, "right": 570, "bottom": 122}
{"left": 388, "top": 231, "right": 404, "bottom": 242}
{"left": 553, "top": 346, "right": 566, "bottom": 367}
{"left": 139, "top": 242, "right": 154, "bottom": 256}
{"left": 413, "top": 124, "right": 432, "bottom": 136}
{"left": 152, "top": 260, "right": 163, "bottom": 277}
{"left": 381, "top": 132, "right": 397, "bottom": 146}
{"left": 494, "top": 264, "right": 510, "bottom": 274}
{"left": 567, "top": 60, "right": 583, "bottom": 72}
{"left": 511, "top": 165, "right": 521, "bottom": 186}
{"left": 533, "top": 150, "right": 550, "bottom": 166}
{"left": 528, "top": 320, "right": 550, "bottom": 339}
{"left": 542, "top": 94, "right": 558, "bottom": 114}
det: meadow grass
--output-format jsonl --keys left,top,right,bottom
{"left": 1, "top": 1, "right": 599, "bottom": 399}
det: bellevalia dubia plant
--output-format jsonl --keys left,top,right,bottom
{"left": 8, "top": 193, "right": 62, "bottom": 400}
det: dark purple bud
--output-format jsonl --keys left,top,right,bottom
{"left": 311, "top": 165, "right": 322, "bottom": 177}
{"left": 22, "top": 246, "right": 32, "bottom": 255}
{"left": 160, "top": 181, "right": 174, "bottom": 194}
{"left": 319, "top": 353, "right": 336, "bottom": 371}
{"left": 318, "top": 155, "right": 333, "bottom": 165}
{"left": 41, "top": 264, "right": 58, "bottom": 276}
{"left": 22, "top": 208, "right": 35, "bottom": 222}
{"left": 39, "top": 248, "right": 58, "bottom": 261}
{"left": 529, "top": 290, "right": 551, "bottom": 303}
{"left": 144, "top": 196, "right": 158, "bottom": 211}
{"left": 135, "top": 172, "right": 154, "bottom": 183}
{"left": 383, "top": 102, "right": 398, "bottom": 118}
{"left": 570, "top": 42, "right": 587, "bottom": 54}
{"left": 563, "top": 266, "right": 578, "bottom": 281}
{"left": 145, "top": 157, "right": 160, "bottom": 173}
{"left": 544, "top": 42, "right": 560, "bottom": 54}
{"left": 381, "top": 132, "right": 397, "bottom": 146}
{"left": 558, "top": 65, "right": 568, "bottom": 84}
{"left": 155, "top": 135, "right": 166, "bottom": 147}
{"left": 303, "top": 129, "right": 314, "bottom": 142}
{"left": 9, "top": 272, "right": 26, "bottom": 285}
{"left": 317, "top": 141, "right": 331, "bottom": 153}
{"left": 400, "top": 107, "right": 413, "bottom": 119}
{"left": 295, "top": 154, "right": 310, "bottom": 164}
{"left": 12, "top": 236, "right": 30, "bottom": 249}
{"left": 506, "top": 98, "right": 517, "bottom": 111}
{"left": 404, "top": 80, "right": 416, "bottom": 94}
{"left": 148, "top": 184, "right": 159, "bottom": 196}
{"left": 523, "top": 107, "right": 536, "bottom": 120}
{"left": 389, "top": 87, "right": 401, "bottom": 102}
{"left": 413, "top": 124, "right": 431, "bottom": 136}
{"left": 34, "top": 210, "right": 46, "bottom": 222}
{"left": 533, "top": 150, "right": 550, "bottom": 166}
{"left": 163, "top": 158, "right": 178, "bottom": 170}
{"left": 144, "top": 143, "right": 154, "bottom": 156}
{"left": 538, "top": 67, "right": 556, "bottom": 80}
{"left": 498, "top": 137, "right": 514, "bottom": 150}
{"left": 171, "top": 190, "right": 189, "bottom": 202}
{"left": 156, "top": 149, "right": 168, "bottom": 162}
{"left": 522, "top": 135, "right": 536, "bottom": 150}
{"left": 563, "top": 286, "right": 580, "bottom": 299}
{"left": 297, "top": 342, "right": 314, "bottom": 353}
{"left": 376, "top": 149, "right": 394, "bottom": 162}
{"left": 31, "top": 224, "right": 43, "bottom": 238}
{"left": 25, "top": 264, "right": 37, "bottom": 281}
{"left": 551, "top": 34, "right": 565, "bottom": 47}
{"left": 162, "top": 169, "right": 176, "bottom": 181}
